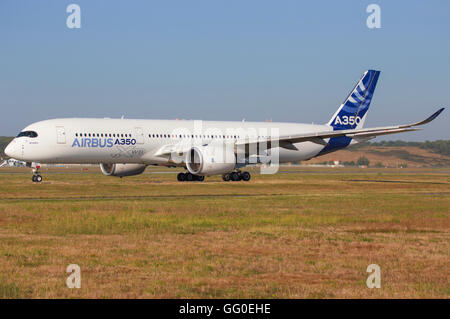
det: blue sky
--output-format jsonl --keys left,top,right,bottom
{"left": 0, "top": 0, "right": 448, "bottom": 140}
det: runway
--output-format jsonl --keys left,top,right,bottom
{"left": 1, "top": 169, "right": 449, "bottom": 175}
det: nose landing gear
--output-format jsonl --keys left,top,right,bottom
{"left": 31, "top": 166, "right": 43, "bottom": 183}
{"left": 32, "top": 175, "right": 43, "bottom": 183}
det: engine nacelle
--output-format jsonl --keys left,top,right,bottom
{"left": 186, "top": 146, "right": 236, "bottom": 176}
{"left": 100, "top": 163, "right": 147, "bottom": 177}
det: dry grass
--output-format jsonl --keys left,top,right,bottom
{"left": 0, "top": 166, "right": 448, "bottom": 298}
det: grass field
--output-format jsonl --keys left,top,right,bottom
{"left": 0, "top": 166, "right": 448, "bottom": 298}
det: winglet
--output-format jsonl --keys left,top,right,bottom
{"left": 404, "top": 107, "right": 445, "bottom": 127}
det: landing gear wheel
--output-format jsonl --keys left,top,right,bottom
{"left": 222, "top": 173, "right": 231, "bottom": 182}
{"left": 31, "top": 166, "right": 42, "bottom": 183}
{"left": 231, "top": 172, "right": 241, "bottom": 181}
{"left": 186, "top": 173, "right": 194, "bottom": 182}
{"left": 241, "top": 171, "right": 251, "bottom": 181}
{"left": 177, "top": 172, "right": 186, "bottom": 182}
{"left": 195, "top": 175, "right": 205, "bottom": 182}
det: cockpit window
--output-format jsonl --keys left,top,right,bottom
{"left": 17, "top": 131, "right": 38, "bottom": 138}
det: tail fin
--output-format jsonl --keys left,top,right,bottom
{"left": 327, "top": 70, "right": 380, "bottom": 130}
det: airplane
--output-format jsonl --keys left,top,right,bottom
{"left": 4, "top": 70, "right": 445, "bottom": 183}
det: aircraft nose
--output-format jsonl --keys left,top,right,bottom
{"left": 4, "top": 140, "right": 18, "bottom": 158}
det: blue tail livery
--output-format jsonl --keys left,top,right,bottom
{"left": 327, "top": 70, "right": 380, "bottom": 130}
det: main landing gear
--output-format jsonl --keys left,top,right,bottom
{"left": 222, "top": 171, "right": 251, "bottom": 182}
{"left": 177, "top": 172, "right": 205, "bottom": 182}
{"left": 31, "top": 167, "right": 43, "bottom": 183}
{"left": 176, "top": 171, "right": 251, "bottom": 182}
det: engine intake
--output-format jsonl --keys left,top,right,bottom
{"left": 100, "top": 163, "right": 146, "bottom": 177}
{"left": 186, "top": 146, "right": 235, "bottom": 176}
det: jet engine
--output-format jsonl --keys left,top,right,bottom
{"left": 186, "top": 146, "right": 236, "bottom": 176}
{"left": 100, "top": 163, "right": 147, "bottom": 177}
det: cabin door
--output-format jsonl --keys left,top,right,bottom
{"left": 56, "top": 126, "right": 66, "bottom": 144}
{"left": 134, "top": 127, "right": 144, "bottom": 144}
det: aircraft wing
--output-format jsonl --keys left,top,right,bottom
{"left": 236, "top": 108, "right": 445, "bottom": 148}
{"left": 153, "top": 108, "right": 444, "bottom": 156}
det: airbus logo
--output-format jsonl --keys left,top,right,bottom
{"left": 334, "top": 115, "right": 362, "bottom": 126}
{"left": 71, "top": 138, "right": 137, "bottom": 148}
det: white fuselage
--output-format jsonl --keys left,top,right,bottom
{"left": 5, "top": 118, "right": 335, "bottom": 165}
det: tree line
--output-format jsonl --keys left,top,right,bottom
{"left": 350, "top": 140, "right": 450, "bottom": 156}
